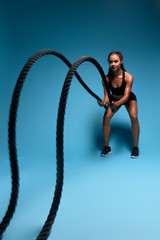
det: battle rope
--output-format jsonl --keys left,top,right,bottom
{"left": 0, "top": 49, "right": 112, "bottom": 239}
{"left": 36, "top": 55, "right": 112, "bottom": 240}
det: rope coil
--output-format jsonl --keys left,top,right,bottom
{"left": 0, "top": 49, "right": 111, "bottom": 240}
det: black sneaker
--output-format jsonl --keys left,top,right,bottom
{"left": 101, "top": 146, "right": 111, "bottom": 157}
{"left": 130, "top": 146, "right": 139, "bottom": 158}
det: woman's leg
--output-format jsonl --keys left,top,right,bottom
{"left": 103, "top": 105, "right": 121, "bottom": 146}
{"left": 125, "top": 100, "right": 140, "bottom": 147}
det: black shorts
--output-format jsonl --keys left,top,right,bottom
{"left": 111, "top": 92, "right": 137, "bottom": 104}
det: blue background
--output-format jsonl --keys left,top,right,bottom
{"left": 0, "top": 0, "right": 160, "bottom": 239}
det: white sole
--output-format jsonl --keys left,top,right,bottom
{"left": 101, "top": 151, "right": 112, "bottom": 157}
{"left": 130, "top": 155, "right": 139, "bottom": 159}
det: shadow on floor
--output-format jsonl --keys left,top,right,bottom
{"left": 93, "top": 121, "right": 133, "bottom": 152}
{"left": 110, "top": 123, "right": 133, "bottom": 151}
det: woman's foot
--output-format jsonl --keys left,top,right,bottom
{"left": 130, "top": 146, "right": 139, "bottom": 158}
{"left": 101, "top": 146, "right": 112, "bottom": 157}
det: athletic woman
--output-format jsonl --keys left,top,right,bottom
{"left": 98, "top": 51, "right": 140, "bottom": 158}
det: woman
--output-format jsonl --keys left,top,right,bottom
{"left": 98, "top": 51, "right": 140, "bottom": 158}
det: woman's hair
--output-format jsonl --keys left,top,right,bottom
{"left": 107, "top": 51, "right": 126, "bottom": 78}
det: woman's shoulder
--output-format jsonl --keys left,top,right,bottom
{"left": 124, "top": 71, "right": 134, "bottom": 82}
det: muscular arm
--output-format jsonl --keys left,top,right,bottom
{"left": 114, "top": 74, "right": 134, "bottom": 107}
{"left": 98, "top": 76, "right": 110, "bottom": 106}
{"left": 102, "top": 77, "right": 110, "bottom": 103}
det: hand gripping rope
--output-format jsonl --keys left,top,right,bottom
{"left": 0, "top": 49, "right": 112, "bottom": 240}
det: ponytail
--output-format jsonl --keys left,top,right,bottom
{"left": 120, "top": 62, "right": 126, "bottom": 71}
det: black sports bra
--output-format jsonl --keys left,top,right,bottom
{"left": 108, "top": 70, "right": 126, "bottom": 96}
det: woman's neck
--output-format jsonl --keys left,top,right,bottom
{"left": 112, "top": 69, "right": 122, "bottom": 78}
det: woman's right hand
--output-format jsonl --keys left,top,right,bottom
{"left": 97, "top": 99, "right": 109, "bottom": 107}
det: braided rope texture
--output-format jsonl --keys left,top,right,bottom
{"left": 36, "top": 56, "right": 112, "bottom": 240}
{"left": 0, "top": 49, "right": 72, "bottom": 239}
{"left": 0, "top": 49, "right": 111, "bottom": 240}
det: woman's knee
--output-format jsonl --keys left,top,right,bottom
{"left": 130, "top": 113, "right": 138, "bottom": 123}
{"left": 103, "top": 111, "right": 112, "bottom": 124}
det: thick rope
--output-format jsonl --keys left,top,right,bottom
{"left": 36, "top": 56, "right": 112, "bottom": 240}
{"left": 1, "top": 49, "right": 111, "bottom": 239}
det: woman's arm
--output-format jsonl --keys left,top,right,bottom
{"left": 98, "top": 76, "right": 110, "bottom": 106}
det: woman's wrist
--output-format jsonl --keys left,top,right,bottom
{"left": 103, "top": 98, "right": 109, "bottom": 104}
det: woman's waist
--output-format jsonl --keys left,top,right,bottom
{"left": 112, "top": 93, "right": 124, "bottom": 100}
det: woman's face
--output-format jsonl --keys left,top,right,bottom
{"left": 108, "top": 54, "right": 122, "bottom": 71}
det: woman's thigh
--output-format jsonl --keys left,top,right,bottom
{"left": 125, "top": 100, "right": 138, "bottom": 117}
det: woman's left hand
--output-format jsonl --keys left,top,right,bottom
{"left": 110, "top": 101, "right": 118, "bottom": 109}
